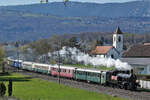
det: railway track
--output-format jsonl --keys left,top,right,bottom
{"left": 7, "top": 66, "right": 150, "bottom": 100}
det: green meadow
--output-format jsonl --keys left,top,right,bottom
{"left": 0, "top": 73, "right": 126, "bottom": 100}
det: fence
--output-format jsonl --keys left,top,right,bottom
{"left": 140, "top": 80, "right": 150, "bottom": 89}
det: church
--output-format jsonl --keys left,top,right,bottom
{"left": 91, "top": 26, "right": 123, "bottom": 59}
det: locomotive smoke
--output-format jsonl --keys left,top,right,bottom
{"left": 55, "top": 47, "right": 132, "bottom": 70}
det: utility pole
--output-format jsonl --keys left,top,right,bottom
{"left": 56, "top": 40, "right": 62, "bottom": 84}
{"left": 2, "top": 62, "right": 5, "bottom": 73}
{"left": 8, "top": 80, "right": 12, "bottom": 96}
{"left": 58, "top": 51, "right": 60, "bottom": 84}
{"left": 15, "top": 42, "right": 19, "bottom": 70}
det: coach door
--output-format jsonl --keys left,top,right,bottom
{"left": 101, "top": 72, "right": 106, "bottom": 85}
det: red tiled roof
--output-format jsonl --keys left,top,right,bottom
{"left": 91, "top": 46, "right": 113, "bottom": 55}
{"left": 123, "top": 44, "right": 150, "bottom": 57}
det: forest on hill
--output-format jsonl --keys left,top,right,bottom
{"left": 1, "top": 10, "right": 150, "bottom": 42}
{"left": 1, "top": 1, "right": 150, "bottom": 42}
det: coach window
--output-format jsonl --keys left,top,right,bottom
{"left": 64, "top": 69, "right": 66, "bottom": 72}
{"left": 98, "top": 74, "right": 100, "bottom": 77}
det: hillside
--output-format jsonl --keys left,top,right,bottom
{"left": 0, "top": 1, "right": 150, "bottom": 42}
{"left": 1, "top": 11, "right": 150, "bottom": 42}
{"left": 1, "top": 1, "right": 150, "bottom": 17}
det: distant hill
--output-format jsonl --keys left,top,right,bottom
{"left": 1, "top": 1, "right": 150, "bottom": 17}
{"left": 0, "top": 11, "right": 150, "bottom": 42}
{"left": 0, "top": 1, "right": 150, "bottom": 42}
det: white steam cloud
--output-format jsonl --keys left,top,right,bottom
{"left": 54, "top": 46, "right": 132, "bottom": 70}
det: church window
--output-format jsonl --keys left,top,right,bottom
{"left": 118, "top": 36, "right": 121, "bottom": 42}
{"left": 111, "top": 54, "right": 114, "bottom": 58}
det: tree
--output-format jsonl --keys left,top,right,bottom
{"left": 0, "top": 82, "right": 6, "bottom": 96}
{"left": 0, "top": 45, "right": 6, "bottom": 72}
{"left": 66, "top": 37, "right": 79, "bottom": 48}
{"left": 49, "top": 34, "right": 64, "bottom": 51}
{"left": 96, "top": 39, "right": 103, "bottom": 46}
{"left": 29, "top": 39, "right": 52, "bottom": 55}
{"left": 123, "top": 44, "right": 127, "bottom": 50}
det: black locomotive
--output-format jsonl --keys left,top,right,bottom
{"left": 106, "top": 69, "right": 140, "bottom": 90}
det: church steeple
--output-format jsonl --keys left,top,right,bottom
{"left": 114, "top": 26, "right": 123, "bottom": 34}
{"left": 113, "top": 26, "right": 123, "bottom": 57}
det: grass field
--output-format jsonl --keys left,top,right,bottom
{"left": 64, "top": 64, "right": 115, "bottom": 70}
{"left": 0, "top": 73, "right": 126, "bottom": 100}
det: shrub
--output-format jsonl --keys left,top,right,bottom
{"left": 0, "top": 82, "right": 6, "bottom": 96}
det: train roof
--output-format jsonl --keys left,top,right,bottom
{"left": 76, "top": 68, "right": 102, "bottom": 73}
{"left": 14, "top": 60, "right": 23, "bottom": 62}
{"left": 51, "top": 65, "right": 77, "bottom": 70}
{"left": 33, "top": 63, "right": 50, "bottom": 67}
{"left": 22, "top": 61, "right": 33, "bottom": 65}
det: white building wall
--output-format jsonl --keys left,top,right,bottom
{"left": 98, "top": 55, "right": 105, "bottom": 58}
{"left": 147, "top": 65, "right": 150, "bottom": 74}
{"left": 140, "top": 80, "right": 150, "bottom": 89}
{"left": 139, "top": 65, "right": 150, "bottom": 75}
{"left": 131, "top": 64, "right": 150, "bottom": 75}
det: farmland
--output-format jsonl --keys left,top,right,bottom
{"left": 0, "top": 73, "right": 126, "bottom": 100}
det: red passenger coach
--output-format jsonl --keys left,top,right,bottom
{"left": 50, "top": 65, "right": 76, "bottom": 79}
{"left": 50, "top": 65, "right": 59, "bottom": 76}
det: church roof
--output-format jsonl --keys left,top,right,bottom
{"left": 91, "top": 46, "right": 113, "bottom": 55}
{"left": 123, "top": 44, "right": 150, "bottom": 57}
{"left": 114, "top": 26, "right": 123, "bottom": 34}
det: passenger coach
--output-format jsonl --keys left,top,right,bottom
{"left": 50, "top": 65, "right": 76, "bottom": 79}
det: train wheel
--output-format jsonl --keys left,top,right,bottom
{"left": 120, "top": 85, "right": 124, "bottom": 89}
{"left": 124, "top": 85, "right": 128, "bottom": 90}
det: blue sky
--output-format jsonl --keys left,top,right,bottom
{"left": 0, "top": 0, "right": 137, "bottom": 6}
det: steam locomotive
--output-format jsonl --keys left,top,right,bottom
{"left": 7, "top": 58, "right": 140, "bottom": 91}
{"left": 106, "top": 70, "right": 140, "bottom": 90}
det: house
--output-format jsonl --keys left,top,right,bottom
{"left": 122, "top": 43, "right": 150, "bottom": 75}
{"left": 91, "top": 46, "right": 119, "bottom": 59}
{"left": 91, "top": 26, "right": 123, "bottom": 59}
{"left": 120, "top": 58, "right": 150, "bottom": 75}
{"left": 123, "top": 43, "right": 150, "bottom": 58}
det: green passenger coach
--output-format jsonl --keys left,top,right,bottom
{"left": 73, "top": 68, "right": 102, "bottom": 83}
{"left": 86, "top": 70, "right": 101, "bottom": 83}
{"left": 34, "top": 63, "right": 50, "bottom": 74}
{"left": 101, "top": 71, "right": 107, "bottom": 85}
{"left": 73, "top": 68, "right": 87, "bottom": 81}
{"left": 22, "top": 61, "right": 34, "bottom": 71}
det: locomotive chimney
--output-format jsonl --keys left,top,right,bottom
{"left": 131, "top": 69, "right": 133, "bottom": 74}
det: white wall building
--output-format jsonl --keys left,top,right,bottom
{"left": 91, "top": 26, "right": 123, "bottom": 59}
{"left": 120, "top": 58, "right": 150, "bottom": 75}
